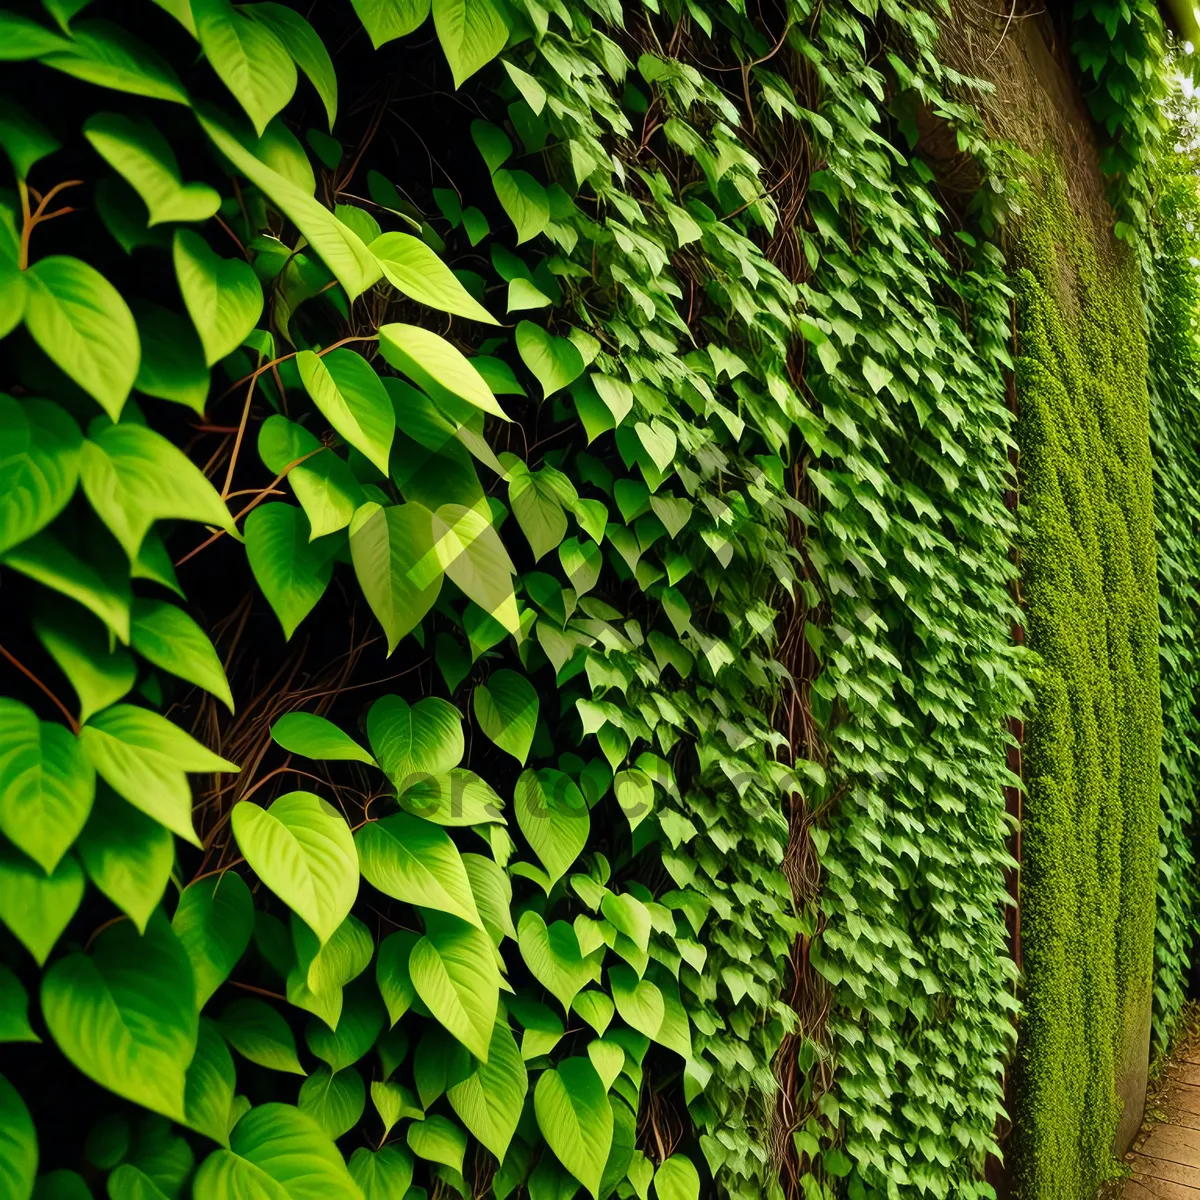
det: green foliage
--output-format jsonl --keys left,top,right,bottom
{"left": 1011, "top": 159, "right": 1161, "bottom": 1197}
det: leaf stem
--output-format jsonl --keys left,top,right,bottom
{"left": 0, "top": 642, "right": 80, "bottom": 734}
{"left": 17, "top": 178, "right": 83, "bottom": 270}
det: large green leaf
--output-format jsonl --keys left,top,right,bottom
{"left": 431, "top": 0, "right": 508, "bottom": 87}
{"left": 192, "top": 1104, "right": 359, "bottom": 1196}
{"left": 77, "top": 785, "right": 174, "bottom": 933}
{"left": 34, "top": 603, "right": 135, "bottom": 723}
{"left": 172, "top": 872, "right": 255, "bottom": 1006}
{"left": 23, "top": 256, "right": 139, "bottom": 421}
{"left": 474, "top": 670, "right": 538, "bottom": 765}
{"left": 463, "top": 852, "right": 516, "bottom": 942}
{"left": 244, "top": 504, "right": 335, "bottom": 639}
{"left": 493, "top": 170, "right": 550, "bottom": 244}
{"left": 350, "top": 0, "right": 430, "bottom": 46}
{"left": 198, "top": 111, "right": 382, "bottom": 301}
{"left": 0, "top": 843, "right": 84, "bottom": 964}
{"left": 42, "top": 915, "right": 198, "bottom": 1121}
{"left": 516, "top": 322, "right": 584, "bottom": 399}
{"left": 509, "top": 465, "right": 569, "bottom": 561}
{"left": 271, "top": 712, "right": 374, "bottom": 765}
{"left": 0, "top": 1073, "right": 36, "bottom": 1200}
{"left": 0, "top": 397, "right": 81, "bottom": 556}
{"left": 446, "top": 1019, "right": 526, "bottom": 1159}
{"left": 83, "top": 113, "right": 220, "bottom": 225}
{"left": 406, "top": 1114, "right": 466, "bottom": 1173}
{"left": 80, "top": 704, "right": 239, "bottom": 846}
{"left": 0, "top": 10, "right": 72, "bottom": 58}
{"left": 515, "top": 769, "right": 589, "bottom": 885}
{"left": 371, "top": 232, "right": 497, "bottom": 324}
{"left": 173, "top": 229, "right": 264, "bottom": 367}
{"left": 608, "top": 966, "right": 664, "bottom": 1040}
{"left": 348, "top": 1146, "right": 415, "bottom": 1200}
{"left": 131, "top": 301, "right": 211, "bottom": 415}
{"left": 246, "top": 4, "right": 337, "bottom": 131}
{"left": 79, "top": 421, "right": 235, "bottom": 561}
{"left": 367, "top": 694, "right": 463, "bottom": 789}
{"left": 298, "top": 1066, "right": 365, "bottom": 1139}
{"left": 433, "top": 503, "right": 520, "bottom": 633}
{"left": 231, "top": 791, "right": 358, "bottom": 944}
{"left": 39, "top": 20, "right": 189, "bottom": 103}
{"left": 131, "top": 598, "right": 234, "bottom": 712}
{"left": 297, "top": 348, "right": 395, "bottom": 476}
{"left": 258, "top": 415, "right": 364, "bottom": 539}
{"left": 376, "top": 930, "right": 418, "bottom": 1026}
{"left": 534, "top": 1058, "right": 613, "bottom": 1199}
{"left": 193, "top": 0, "right": 296, "bottom": 135}
{"left": 653, "top": 1155, "right": 700, "bottom": 1200}
{"left": 184, "top": 1018, "right": 237, "bottom": 1146}
{"left": 356, "top": 813, "right": 482, "bottom": 928}
{"left": 409, "top": 913, "right": 499, "bottom": 1061}
{"left": 398, "top": 768, "right": 505, "bottom": 827}
{"left": 349, "top": 502, "right": 443, "bottom": 654}
{"left": 287, "top": 913, "right": 373, "bottom": 1028}
{"left": 517, "top": 912, "right": 597, "bottom": 1013}
{"left": 219, "top": 999, "right": 305, "bottom": 1075}
{"left": 379, "top": 323, "right": 508, "bottom": 420}
{"left": 305, "top": 980, "right": 385, "bottom": 1072}
{"left": 0, "top": 697, "right": 94, "bottom": 873}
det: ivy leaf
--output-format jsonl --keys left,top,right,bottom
{"left": 348, "top": 1146, "right": 416, "bottom": 1200}
{"left": 0, "top": 10, "right": 72, "bottom": 58}
{"left": 350, "top": 0, "right": 430, "bottom": 46}
{"left": 0, "top": 845, "right": 83, "bottom": 965}
{"left": 83, "top": 114, "right": 220, "bottom": 225}
{"left": 0, "top": 1074, "right": 36, "bottom": 1200}
{"left": 230, "top": 791, "right": 358, "bottom": 945}
{"left": 517, "top": 911, "right": 596, "bottom": 1013}
{"left": 271, "top": 712, "right": 374, "bottom": 765}
{"left": 23, "top": 256, "right": 139, "bottom": 421}
{"left": 183, "top": 1019, "right": 237, "bottom": 1147}
{"left": 433, "top": 503, "right": 521, "bottom": 634}
{"left": 516, "top": 322, "right": 585, "bottom": 398}
{"left": 380, "top": 323, "right": 508, "bottom": 420}
{"left": 614, "top": 769, "right": 654, "bottom": 832}
{"left": 173, "top": 229, "right": 264, "bottom": 367}
{"left": 193, "top": 0, "right": 296, "bottom": 135}
{"left": 131, "top": 598, "right": 234, "bottom": 712}
{"left": 369, "top": 694, "right": 464, "bottom": 787}
{"left": 463, "top": 852, "right": 516, "bottom": 942}
{"left": 288, "top": 914, "right": 373, "bottom": 1028}
{"left": 559, "top": 537, "right": 602, "bottom": 594}
{"left": 80, "top": 705, "right": 239, "bottom": 846}
{"left": 131, "top": 301, "right": 211, "bottom": 415}
{"left": 431, "top": 0, "right": 507, "bottom": 87}
{"left": 515, "top": 768, "right": 590, "bottom": 885}
{"left": 608, "top": 965, "right": 664, "bottom": 1039}
{"left": 534, "top": 1058, "right": 613, "bottom": 1199}
{"left": 172, "top": 872, "right": 255, "bottom": 1006}
{"left": 219, "top": 999, "right": 305, "bottom": 1075}
{"left": 246, "top": 3, "right": 338, "bottom": 131}
{"left": 305, "top": 980, "right": 386, "bottom": 1071}
{"left": 39, "top": 20, "right": 189, "bottom": 103}
{"left": 0, "top": 397, "right": 81, "bottom": 556}
{"left": 245, "top": 504, "right": 336, "bottom": 640}
{"left": 192, "top": 1104, "right": 359, "bottom": 1196}
{"left": 106, "top": 1166, "right": 169, "bottom": 1200}
{"left": 493, "top": 170, "right": 550, "bottom": 244}
{"left": 446, "top": 1019, "right": 527, "bottom": 1159}
{"left": 371, "top": 231, "right": 498, "bottom": 324}
{"left": 0, "top": 697, "right": 94, "bottom": 874}
{"left": 410, "top": 913, "right": 499, "bottom": 1061}
{"left": 349, "top": 502, "right": 443, "bottom": 654}
{"left": 474, "top": 670, "right": 538, "bottom": 764}
{"left": 376, "top": 930, "right": 418, "bottom": 1027}
{"left": 42, "top": 915, "right": 198, "bottom": 1122}
{"left": 297, "top": 348, "right": 395, "bottom": 476}
{"left": 407, "top": 1114, "right": 467, "bottom": 1173}
{"left": 258, "top": 415, "right": 365, "bottom": 539}
{"left": 654, "top": 1155, "right": 701, "bottom": 1200}
{"left": 510, "top": 466, "right": 569, "bottom": 559}
{"left": 399, "top": 769, "right": 506, "bottom": 827}
{"left": 298, "top": 1066, "right": 366, "bottom": 1139}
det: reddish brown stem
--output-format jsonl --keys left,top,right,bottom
{"left": 0, "top": 643, "right": 80, "bottom": 734}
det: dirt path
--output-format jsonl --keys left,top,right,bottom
{"left": 1123, "top": 1040, "right": 1200, "bottom": 1197}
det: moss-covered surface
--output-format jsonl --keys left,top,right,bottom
{"left": 1013, "top": 158, "right": 1162, "bottom": 1198}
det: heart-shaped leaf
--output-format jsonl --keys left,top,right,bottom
{"left": 131, "top": 598, "right": 234, "bottom": 712}
{"left": 516, "top": 321, "right": 585, "bottom": 398}
{"left": 258, "top": 415, "right": 365, "bottom": 539}
{"left": 184, "top": 1019, "right": 237, "bottom": 1146}
{"left": 305, "top": 980, "right": 386, "bottom": 1072}
{"left": 608, "top": 965, "right": 664, "bottom": 1040}
{"left": 173, "top": 230, "right": 263, "bottom": 367}
{"left": 376, "top": 930, "right": 418, "bottom": 1027}
{"left": 0, "top": 397, "right": 81, "bottom": 556}
{"left": 654, "top": 1154, "right": 701, "bottom": 1200}
{"left": 534, "top": 1057, "right": 613, "bottom": 1199}
{"left": 33, "top": 603, "right": 136, "bottom": 725}
{"left": 409, "top": 913, "right": 498, "bottom": 1061}
{"left": 398, "top": 769, "right": 506, "bottom": 827}
{"left": 0, "top": 844, "right": 84, "bottom": 965}
{"left": 297, "top": 348, "right": 395, "bottom": 476}
{"left": 172, "top": 872, "right": 254, "bottom": 1007}
{"left": 517, "top": 911, "right": 596, "bottom": 1013}
{"left": 431, "top": 0, "right": 507, "bottom": 87}
{"left": 348, "top": 1145, "right": 416, "bottom": 1200}
{"left": 446, "top": 1019, "right": 527, "bottom": 1159}
{"left": 244, "top": 503, "right": 335, "bottom": 640}
{"left": 219, "top": 998, "right": 305, "bottom": 1075}
{"left": 231, "top": 791, "right": 358, "bottom": 944}
{"left": 131, "top": 301, "right": 210, "bottom": 415}
{"left": 473, "top": 669, "right": 539, "bottom": 765}
{"left": 298, "top": 1066, "right": 366, "bottom": 1139}
{"left": 586, "top": 1039, "right": 624, "bottom": 1091}
{"left": 493, "top": 170, "right": 550, "bottom": 244}
{"left": 406, "top": 1113, "right": 467, "bottom": 1173}
{"left": 287, "top": 913, "right": 373, "bottom": 1028}
{"left": 244, "top": 4, "right": 337, "bottom": 130}
{"left": 515, "top": 768, "right": 589, "bottom": 885}
{"left": 367, "top": 694, "right": 463, "bottom": 790}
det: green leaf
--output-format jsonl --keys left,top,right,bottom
{"left": 399, "top": 769, "right": 506, "bottom": 826}
{"left": 653, "top": 1155, "right": 700, "bottom": 1200}
{"left": 377, "top": 930, "right": 418, "bottom": 1027}
{"left": 0, "top": 965, "right": 39, "bottom": 1044}
{"left": 348, "top": 1146, "right": 415, "bottom": 1200}
{"left": 131, "top": 598, "right": 234, "bottom": 712}
{"left": 349, "top": 502, "right": 443, "bottom": 654}
{"left": 474, "top": 670, "right": 538, "bottom": 764}
{"left": 33, "top": 602, "right": 134, "bottom": 727}
{"left": 272, "top": 712, "right": 374, "bottom": 765}
{"left": 446, "top": 1019, "right": 527, "bottom": 1159}
{"left": 184, "top": 1018, "right": 237, "bottom": 1146}
{"left": 559, "top": 537, "right": 601, "bottom": 594}
{"left": 246, "top": 3, "right": 338, "bottom": 131}
{"left": 219, "top": 999, "right": 305, "bottom": 1075}
{"left": 231, "top": 790, "right": 358, "bottom": 944}
{"left": 173, "top": 229, "right": 264, "bottom": 367}
{"left": 83, "top": 114, "right": 220, "bottom": 225}
{"left": 587, "top": 1039, "right": 623, "bottom": 1090}
{"left": 372, "top": 1077, "right": 421, "bottom": 1135}
{"left": 192, "top": 1104, "right": 359, "bottom": 1195}
{"left": 297, "top": 348, "right": 395, "bottom": 476}
{"left": 0, "top": 1074, "right": 37, "bottom": 1200}
{"left": 0, "top": 10, "right": 72, "bottom": 58}
{"left": 371, "top": 231, "right": 498, "bottom": 324}
{"left": 463, "top": 852, "right": 516, "bottom": 941}
{"left": 471, "top": 120, "right": 511, "bottom": 173}
{"left": 193, "top": 0, "right": 296, "bottom": 135}
{"left": 433, "top": 503, "right": 521, "bottom": 634}
{"left": 198, "top": 111, "right": 382, "bottom": 301}
{"left": 288, "top": 913, "right": 372, "bottom": 1028}
{"left": 517, "top": 911, "right": 596, "bottom": 1013}
{"left": 406, "top": 1114, "right": 467, "bottom": 1173}
{"left": 379, "top": 323, "right": 508, "bottom": 421}
{"left": 0, "top": 397, "right": 81, "bottom": 556}
{"left": 534, "top": 1058, "right": 613, "bottom": 1199}
{"left": 608, "top": 966, "right": 664, "bottom": 1040}
{"left": 0, "top": 843, "right": 83, "bottom": 964}
{"left": 23, "top": 256, "right": 139, "bottom": 421}
{"left": 410, "top": 914, "right": 498, "bottom": 1060}
{"left": 80, "top": 421, "right": 234, "bottom": 561}
{"left": 493, "top": 170, "right": 550, "bottom": 244}
{"left": 106, "top": 1165, "right": 169, "bottom": 1200}
{"left": 258, "top": 415, "right": 365, "bottom": 539}
{"left": 42, "top": 915, "right": 198, "bottom": 1121}
{"left": 77, "top": 786, "right": 173, "bottom": 933}
{"left": 516, "top": 322, "right": 584, "bottom": 398}
{"left": 0, "top": 208, "right": 24, "bottom": 340}
{"left": 356, "top": 813, "right": 483, "bottom": 928}
{"left": 245, "top": 504, "right": 335, "bottom": 640}
{"left": 431, "top": 0, "right": 507, "bottom": 86}
{"left": 0, "top": 97, "right": 60, "bottom": 179}
{"left": 39, "top": 20, "right": 188, "bottom": 103}
{"left": 172, "top": 872, "right": 255, "bottom": 1007}
{"left": 0, "top": 697, "right": 94, "bottom": 874}
{"left": 80, "top": 704, "right": 238, "bottom": 846}
{"left": 298, "top": 1066, "right": 365, "bottom": 1139}
{"left": 509, "top": 467, "right": 570, "bottom": 560}
{"left": 350, "top": 0, "right": 430, "bottom": 46}
{"left": 613, "top": 770, "right": 653, "bottom": 832}
{"left": 368, "top": 694, "right": 463, "bottom": 789}
{"left": 515, "top": 768, "right": 589, "bottom": 885}
{"left": 32, "top": 1171, "right": 92, "bottom": 1200}
{"left": 305, "top": 980, "right": 385, "bottom": 1071}
{"left": 572, "top": 991, "right": 614, "bottom": 1037}
{"left": 131, "top": 301, "right": 211, "bottom": 415}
